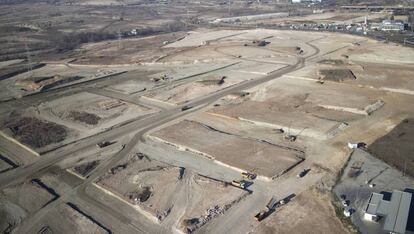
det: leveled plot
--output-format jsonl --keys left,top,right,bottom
{"left": 179, "top": 175, "right": 247, "bottom": 233}
{"left": 151, "top": 120, "right": 304, "bottom": 179}
{"left": 97, "top": 155, "right": 183, "bottom": 221}
{"left": 30, "top": 203, "right": 109, "bottom": 234}
{"left": 145, "top": 78, "right": 242, "bottom": 105}
{"left": 164, "top": 30, "right": 244, "bottom": 48}
{"left": 0, "top": 154, "right": 18, "bottom": 173}
{"left": 105, "top": 79, "right": 150, "bottom": 94}
{"left": 2, "top": 116, "right": 68, "bottom": 149}
{"left": 252, "top": 189, "right": 350, "bottom": 234}
{"left": 0, "top": 178, "right": 58, "bottom": 224}
{"left": 38, "top": 92, "right": 152, "bottom": 134}
{"left": 210, "top": 100, "right": 340, "bottom": 139}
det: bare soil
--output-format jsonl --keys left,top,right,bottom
{"left": 369, "top": 118, "right": 414, "bottom": 178}
{"left": 318, "top": 69, "right": 356, "bottom": 82}
{"left": 97, "top": 154, "right": 182, "bottom": 220}
{"left": 152, "top": 120, "right": 304, "bottom": 178}
{"left": 253, "top": 189, "right": 352, "bottom": 234}
{"left": 3, "top": 117, "right": 67, "bottom": 148}
{"left": 67, "top": 111, "right": 101, "bottom": 125}
{"left": 73, "top": 160, "right": 100, "bottom": 177}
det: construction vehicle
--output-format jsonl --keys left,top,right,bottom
{"left": 254, "top": 196, "right": 280, "bottom": 221}
{"left": 242, "top": 172, "right": 257, "bottom": 180}
{"left": 297, "top": 169, "right": 310, "bottom": 178}
{"left": 254, "top": 210, "right": 268, "bottom": 221}
{"left": 181, "top": 105, "right": 193, "bottom": 111}
{"left": 231, "top": 180, "right": 248, "bottom": 189}
{"left": 96, "top": 141, "right": 111, "bottom": 148}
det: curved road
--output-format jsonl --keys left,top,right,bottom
{"left": 1, "top": 38, "right": 321, "bottom": 234}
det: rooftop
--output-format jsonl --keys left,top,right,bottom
{"left": 365, "top": 190, "right": 412, "bottom": 234}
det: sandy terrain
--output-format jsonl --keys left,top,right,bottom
{"left": 38, "top": 91, "right": 153, "bottom": 137}
{"left": 178, "top": 174, "right": 247, "bottom": 233}
{"left": 1, "top": 181, "right": 55, "bottom": 215}
{"left": 252, "top": 188, "right": 352, "bottom": 234}
{"left": 74, "top": 32, "right": 187, "bottom": 65}
{"left": 97, "top": 155, "right": 183, "bottom": 221}
{"left": 151, "top": 120, "right": 304, "bottom": 179}
{"left": 28, "top": 203, "right": 109, "bottom": 234}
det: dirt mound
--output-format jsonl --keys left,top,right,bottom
{"left": 318, "top": 69, "right": 356, "bottom": 82}
{"left": 74, "top": 160, "right": 100, "bottom": 177}
{"left": 67, "top": 111, "right": 101, "bottom": 125}
{"left": 317, "top": 59, "right": 346, "bottom": 65}
{"left": 4, "top": 117, "right": 67, "bottom": 148}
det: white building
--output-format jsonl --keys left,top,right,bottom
{"left": 364, "top": 190, "right": 412, "bottom": 234}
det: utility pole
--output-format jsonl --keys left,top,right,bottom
{"left": 403, "top": 159, "right": 407, "bottom": 177}
{"left": 24, "top": 40, "right": 32, "bottom": 79}
{"left": 117, "top": 30, "right": 122, "bottom": 50}
{"left": 228, "top": 0, "right": 231, "bottom": 17}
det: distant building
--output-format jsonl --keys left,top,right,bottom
{"left": 381, "top": 20, "right": 405, "bottom": 32}
{"left": 291, "top": 0, "right": 321, "bottom": 3}
{"left": 212, "top": 12, "right": 289, "bottom": 24}
{"left": 364, "top": 190, "right": 412, "bottom": 234}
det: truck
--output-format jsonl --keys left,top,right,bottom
{"left": 231, "top": 180, "right": 248, "bottom": 189}
{"left": 181, "top": 105, "right": 193, "bottom": 111}
{"left": 254, "top": 196, "right": 288, "bottom": 222}
{"left": 297, "top": 169, "right": 310, "bottom": 178}
{"left": 254, "top": 210, "right": 269, "bottom": 221}
{"left": 96, "top": 141, "right": 111, "bottom": 148}
{"left": 242, "top": 172, "right": 257, "bottom": 180}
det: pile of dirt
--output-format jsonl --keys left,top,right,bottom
{"left": 369, "top": 119, "right": 414, "bottom": 177}
{"left": 197, "top": 78, "right": 225, "bottom": 86}
{"left": 67, "top": 111, "right": 101, "bottom": 125}
{"left": 73, "top": 160, "right": 100, "bottom": 177}
{"left": 4, "top": 117, "right": 67, "bottom": 148}
{"left": 318, "top": 69, "right": 356, "bottom": 82}
{"left": 317, "top": 59, "right": 346, "bottom": 65}
{"left": 127, "top": 186, "right": 153, "bottom": 203}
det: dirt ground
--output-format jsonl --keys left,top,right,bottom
{"left": 37, "top": 91, "right": 152, "bottom": 139}
{"left": 0, "top": 178, "right": 58, "bottom": 233}
{"left": 0, "top": 199, "right": 26, "bottom": 233}
{"left": 28, "top": 203, "right": 109, "bottom": 234}
{"left": 2, "top": 116, "right": 68, "bottom": 149}
{"left": 97, "top": 154, "right": 183, "bottom": 221}
{"left": 0, "top": 153, "right": 18, "bottom": 173}
{"left": 97, "top": 153, "right": 247, "bottom": 228}
{"left": 179, "top": 174, "right": 247, "bottom": 233}
{"left": 145, "top": 77, "right": 242, "bottom": 105}
{"left": 151, "top": 120, "right": 304, "bottom": 179}
{"left": 369, "top": 118, "right": 414, "bottom": 178}
{"left": 252, "top": 188, "right": 352, "bottom": 234}
{"left": 74, "top": 32, "right": 187, "bottom": 65}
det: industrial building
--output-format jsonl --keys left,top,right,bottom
{"left": 212, "top": 12, "right": 289, "bottom": 23}
{"left": 364, "top": 190, "right": 412, "bottom": 234}
{"left": 381, "top": 20, "right": 406, "bottom": 32}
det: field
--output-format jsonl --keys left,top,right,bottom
{"left": 97, "top": 154, "right": 247, "bottom": 231}
{"left": 252, "top": 188, "right": 352, "bottom": 234}
{"left": 369, "top": 119, "right": 414, "bottom": 177}
{"left": 151, "top": 120, "right": 304, "bottom": 179}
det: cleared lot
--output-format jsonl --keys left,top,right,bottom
{"left": 96, "top": 154, "right": 247, "bottom": 232}
{"left": 151, "top": 120, "right": 304, "bottom": 179}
